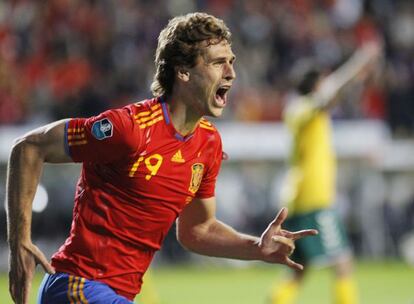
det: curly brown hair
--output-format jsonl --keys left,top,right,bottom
{"left": 151, "top": 12, "right": 232, "bottom": 97}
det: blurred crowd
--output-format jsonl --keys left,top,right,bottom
{"left": 0, "top": 0, "right": 413, "bottom": 136}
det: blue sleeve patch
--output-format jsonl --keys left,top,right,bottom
{"left": 92, "top": 118, "right": 113, "bottom": 140}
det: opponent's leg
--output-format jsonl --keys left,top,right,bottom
{"left": 333, "top": 257, "right": 358, "bottom": 304}
{"left": 269, "top": 268, "right": 305, "bottom": 304}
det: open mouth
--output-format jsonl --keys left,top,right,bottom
{"left": 215, "top": 86, "right": 230, "bottom": 107}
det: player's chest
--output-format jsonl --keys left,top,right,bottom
{"left": 120, "top": 138, "right": 216, "bottom": 196}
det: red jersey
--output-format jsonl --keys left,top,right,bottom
{"left": 51, "top": 97, "right": 223, "bottom": 300}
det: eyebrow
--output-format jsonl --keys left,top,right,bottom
{"left": 210, "top": 54, "right": 236, "bottom": 62}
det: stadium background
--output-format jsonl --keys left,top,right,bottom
{"left": 0, "top": 0, "right": 413, "bottom": 303}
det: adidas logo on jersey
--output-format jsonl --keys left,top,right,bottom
{"left": 171, "top": 150, "right": 185, "bottom": 163}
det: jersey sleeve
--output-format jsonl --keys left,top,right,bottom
{"left": 195, "top": 133, "right": 223, "bottom": 199}
{"left": 65, "top": 108, "right": 141, "bottom": 163}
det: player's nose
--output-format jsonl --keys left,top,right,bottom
{"left": 224, "top": 62, "right": 236, "bottom": 81}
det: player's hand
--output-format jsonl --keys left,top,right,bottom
{"left": 9, "top": 241, "right": 55, "bottom": 304}
{"left": 258, "top": 207, "right": 318, "bottom": 271}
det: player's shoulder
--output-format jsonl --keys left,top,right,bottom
{"left": 197, "top": 118, "right": 222, "bottom": 147}
{"left": 198, "top": 117, "right": 221, "bottom": 136}
{"left": 97, "top": 98, "right": 160, "bottom": 140}
{"left": 122, "top": 97, "right": 163, "bottom": 127}
{"left": 199, "top": 117, "right": 218, "bottom": 131}
{"left": 124, "top": 97, "right": 160, "bottom": 117}
{"left": 130, "top": 98, "right": 161, "bottom": 113}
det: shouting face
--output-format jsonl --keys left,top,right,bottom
{"left": 183, "top": 40, "right": 236, "bottom": 118}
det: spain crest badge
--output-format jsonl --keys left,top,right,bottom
{"left": 189, "top": 163, "right": 204, "bottom": 194}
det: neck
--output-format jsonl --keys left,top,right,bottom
{"left": 164, "top": 92, "right": 202, "bottom": 136}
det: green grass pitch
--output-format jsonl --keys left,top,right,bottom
{"left": 0, "top": 260, "right": 412, "bottom": 303}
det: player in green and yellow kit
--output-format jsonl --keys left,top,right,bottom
{"left": 270, "top": 41, "right": 382, "bottom": 304}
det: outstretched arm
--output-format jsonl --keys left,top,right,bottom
{"left": 7, "top": 119, "right": 72, "bottom": 304}
{"left": 314, "top": 41, "right": 382, "bottom": 109}
{"left": 176, "top": 197, "right": 317, "bottom": 270}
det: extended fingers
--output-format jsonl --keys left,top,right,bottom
{"left": 36, "top": 255, "right": 55, "bottom": 275}
{"left": 294, "top": 229, "right": 318, "bottom": 240}
{"left": 22, "top": 279, "right": 32, "bottom": 304}
{"left": 38, "top": 258, "right": 55, "bottom": 275}
{"left": 271, "top": 208, "right": 289, "bottom": 228}
{"left": 282, "top": 229, "right": 318, "bottom": 241}
{"left": 9, "top": 271, "right": 29, "bottom": 304}
{"left": 9, "top": 279, "right": 16, "bottom": 302}
{"left": 32, "top": 245, "right": 55, "bottom": 274}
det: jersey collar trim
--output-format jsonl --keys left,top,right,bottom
{"left": 159, "top": 96, "right": 171, "bottom": 125}
{"left": 159, "top": 96, "right": 195, "bottom": 142}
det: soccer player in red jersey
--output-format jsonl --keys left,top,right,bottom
{"left": 6, "top": 13, "right": 317, "bottom": 303}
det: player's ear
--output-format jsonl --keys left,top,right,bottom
{"left": 176, "top": 67, "right": 190, "bottom": 82}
